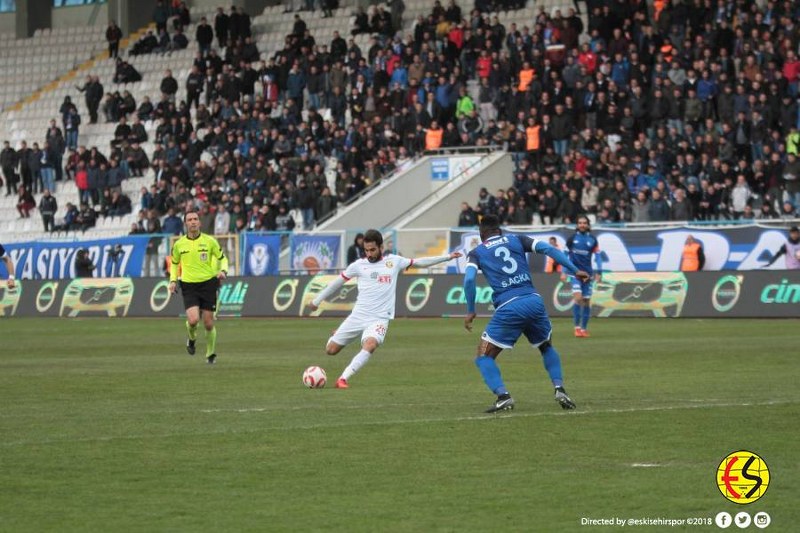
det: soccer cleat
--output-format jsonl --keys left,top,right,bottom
{"left": 186, "top": 338, "right": 196, "bottom": 355}
{"left": 580, "top": 329, "right": 590, "bottom": 337}
{"left": 206, "top": 353, "right": 217, "bottom": 365}
{"left": 554, "top": 387, "right": 576, "bottom": 410}
{"left": 574, "top": 327, "right": 584, "bottom": 337}
{"left": 335, "top": 378, "right": 349, "bottom": 389}
{"left": 485, "top": 394, "right": 515, "bottom": 413}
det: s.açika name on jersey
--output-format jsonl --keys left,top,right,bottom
{"left": 501, "top": 272, "right": 531, "bottom": 288}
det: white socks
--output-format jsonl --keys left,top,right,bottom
{"left": 341, "top": 349, "right": 372, "bottom": 381}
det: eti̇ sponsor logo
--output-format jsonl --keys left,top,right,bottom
{"left": 717, "top": 450, "right": 770, "bottom": 504}
{"left": 218, "top": 281, "right": 249, "bottom": 316}
{"left": 405, "top": 278, "right": 433, "bottom": 312}
{"left": 712, "top": 275, "right": 743, "bottom": 312}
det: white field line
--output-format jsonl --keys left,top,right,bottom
{"left": 1, "top": 399, "right": 796, "bottom": 448}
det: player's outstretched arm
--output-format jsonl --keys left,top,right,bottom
{"left": 410, "top": 251, "right": 462, "bottom": 268}
{"left": 594, "top": 249, "right": 603, "bottom": 281}
{"left": 2, "top": 256, "right": 15, "bottom": 289}
{"left": 534, "top": 240, "right": 580, "bottom": 275}
{"left": 763, "top": 245, "right": 786, "bottom": 267}
{"left": 463, "top": 265, "right": 477, "bottom": 331}
{"left": 308, "top": 274, "right": 347, "bottom": 310}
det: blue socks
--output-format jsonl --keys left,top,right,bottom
{"left": 581, "top": 304, "right": 591, "bottom": 330}
{"left": 540, "top": 345, "right": 564, "bottom": 388}
{"left": 475, "top": 355, "right": 508, "bottom": 396}
{"left": 572, "top": 302, "right": 581, "bottom": 327}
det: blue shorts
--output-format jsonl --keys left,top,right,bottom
{"left": 481, "top": 294, "right": 552, "bottom": 350}
{"left": 570, "top": 276, "right": 593, "bottom": 298}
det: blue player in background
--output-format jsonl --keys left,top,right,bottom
{"left": 566, "top": 215, "right": 602, "bottom": 337}
{"left": 463, "top": 215, "right": 589, "bottom": 413}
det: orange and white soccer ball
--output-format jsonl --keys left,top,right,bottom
{"left": 302, "top": 366, "right": 327, "bottom": 388}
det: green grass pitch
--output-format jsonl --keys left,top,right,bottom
{"left": 1, "top": 317, "right": 797, "bottom": 532}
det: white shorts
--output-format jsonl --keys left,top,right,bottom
{"left": 328, "top": 314, "right": 389, "bottom": 347}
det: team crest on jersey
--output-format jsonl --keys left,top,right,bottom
{"left": 199, "top": 252, "right": 208, "bottom": 262}
{"left": 385, "top": 260, "right": 393, "bottom": 268}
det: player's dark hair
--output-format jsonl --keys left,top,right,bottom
{"left": 577, "top": 215, "right": 590, "bottom": 226}
{"left": 183, "top": 209, "right": 198, "bottom": 221}
{"left": 363, "top": 229, "right": 383, "bottom": 247}
{"left": 479, "top": 214, "right": 502, "bottom": 235}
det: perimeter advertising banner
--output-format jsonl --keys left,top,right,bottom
{"left": 1, "top": 236, "right": 150, "bottom": 280}
{"left": 449, "top": 225, "right": 796, "bottom": 273}
{"left": 1, "top": 272, "right": 797, "bottom": 318}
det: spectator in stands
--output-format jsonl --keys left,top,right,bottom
{"left": 346, "top": 233, "right": 366, "bottom": 264}
{"left": 144, "top": 210, "right": 163, "bottom": 277}
{"left": 117, "top": 90, "right": 136, "bottom": 118}
{"left": 648, "top": 189, "right": 670, "bottom": 222}
{"left": 1, "top": 141, "right": 17, "bottom": 196}
{"left": 458, "top": 201, "right": 477, "bottom": 226}
{"left": 38, "top": 189, "right": 57, "bottom": 231}
{"left": 113, "top": 60, "right": 143, "bottom": 84}
{"left": 154, "top": 28, "right": 171, "bottom": 54}
{"left": 136, "top": 96, "right": 154, "bottom": 121}
{"left": 130, "top": 30, "right": 158, "bottom": 56}
{"left": 40, "top": 142, "right": 57, "bottom": 193}
{"left": 77, "top": 75, "right": 103, "bottom": 124}
{"left": 321, "top": 0, "right": 336, "bottom": 19}
{"left": 108, "top": 190, "right": 133, "bottom": 217}
{"left": 352, "top": 7, "right": 370, "bottom": 36}
{"left": 731, "top": 175, "right": 753, "bottom": 219}
{"left": 670, "top": 188, "right": 693, "bottom": 221}
{"left": 161, "top": 206, "right": 183, "bottom": 235}
{"left": 173, "top": 1, "right": 190, "bottom": 30}
{"left": 102, "top": 92, "right": 120, "bottom": 123}
{"left": 195, "top": 16, "right": 213, "bottom": 56}
{"left": 106, "top": 20, "right": 123, "bottom": 59}
{"left": 53, "top": 202, "right": 78, "bottom": 233}
{"left": 153, "top": 0, "right": 169, "bottom": 33}
{"left": 214, "top": 6, "right": 228, "bottom": 48}
{"left": 45, "top": 120, "right": 65, "bottom": 183}
{"left": 75, "top": 202, "right": 96, "bottom": 232}
{"left": 160, "top": 70, "right": 179, "bottom": 103}
{"left": 229, "top": 6, "right": 251, "bottom": 41}
{"left": 316, "top": 186, "right": 337, "bottom": 221}
{"left": 16, "top": 185, "right": 35, "bottom": 218}
{"left": 17, "top": 141, "right": 31, "bottom": 192}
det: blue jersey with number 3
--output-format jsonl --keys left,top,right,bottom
{"left": 466, "top": 234, "right": 539, "bottom": 308}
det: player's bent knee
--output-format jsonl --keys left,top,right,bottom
{"left": 538, "top": 340, "right": 552, "bottom": 354}
{"left": 362, "top": 338, "right": 379, "bottom": 353}
{"left": 325, "top": 343, "right": 341, "bottom": 355}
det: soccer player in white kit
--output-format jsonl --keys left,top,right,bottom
{"left": 309, "top": 229, "right": 461, "bottom": 388}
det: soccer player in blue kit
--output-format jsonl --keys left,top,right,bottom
{"left": 566, "top": 215, "right": 602, "bottom": 337}
{"left": 463, "top": 215, "right": 589, "bottom": 413}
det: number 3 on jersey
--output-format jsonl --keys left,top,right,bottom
{"left": 494, "top": 246, "right": 518, "bottom": 274}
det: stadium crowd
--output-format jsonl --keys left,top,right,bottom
{"left": 2, "top": 0, "right": 800, "bottom": 240}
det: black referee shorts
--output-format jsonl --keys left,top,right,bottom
{"left": 180, "top": 278, "right": 220, "bottom": 312}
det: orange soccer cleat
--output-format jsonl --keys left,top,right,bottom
{"left": 580, "top": 329, "right": 590, "bottom": 337}
{"left": 335, "top": 378, "right": 349, "bottom": 389}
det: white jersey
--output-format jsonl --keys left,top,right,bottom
{"left": 341, "top": 253, "right": 413, "bottom": 319}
